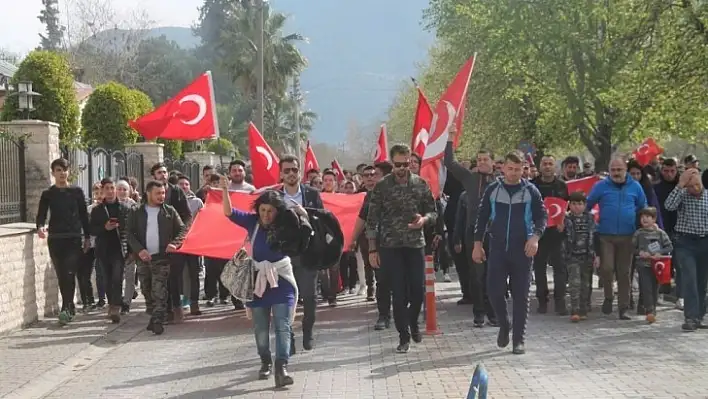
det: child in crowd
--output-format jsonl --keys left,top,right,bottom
{"left": 562, "top": 191, "right": 597, "bottom": 322}
{"left": 632, "top": 207, "right": 672, "bottom": 323}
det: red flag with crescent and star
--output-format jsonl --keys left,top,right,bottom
{"left": 632, "top": 138, "right": 663, "bottom": 167}
{"left": 373, "top": 124, "right": 389, "bottom": 163}
{"left": 544, "top": 197, "right": 568, "bottom": 228}
{"left": 331, "top": 160, "right": 345, "bottom": 183}
{"left": 411, "top": 87, "right": 433, "bottom": 158}
{"left": 304, "top": 141, "right": 320, "bottom": 173}
{"left": 178, "top": 190, "right": 366, "bottom": 259}
{"left": 419, "top": 55, "right": 477, "bottom": 198}
{"left": 129, "top": 71, "right": 219, "bottom": 141}
{"left": 247, "top": 122, "right": 280, "bottom": 188}
{"left": 651, "top": 256, "right": 672, "bottom": 285}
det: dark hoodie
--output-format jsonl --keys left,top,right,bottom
{"left": 654, "top": 174, "right": 678, "bottom": 234}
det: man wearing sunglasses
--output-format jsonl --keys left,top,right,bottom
{"left": 279, "top": 154, "right": 324, "bottom": 352}
{"left": 366, "top": 144, "right": 437, "bottom": 353}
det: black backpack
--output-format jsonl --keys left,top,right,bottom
{"left": 301, "top": 208, "right": 344, "bottom": 270}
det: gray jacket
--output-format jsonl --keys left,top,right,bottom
{"left": 632, "top": 227, "right": 673, "bottom": 268}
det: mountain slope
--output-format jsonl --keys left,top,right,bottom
{"left": 127, "top": 1, "right": 434, "bottom": 144}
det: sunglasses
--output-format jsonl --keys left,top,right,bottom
{"left": 283, "top": 167, "right": 299, "bottom": 174}
{"left": 362, "top": 172, "right": 375, "bottom": 177}
{"left": 393, "top": 161, "right": 410, "bottom": 168}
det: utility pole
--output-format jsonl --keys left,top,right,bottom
{"left": 255, "top": 0, "right": 265, "bottom": 134}
{"left": 293, "top": 74, "right": 302, "bottom": 162}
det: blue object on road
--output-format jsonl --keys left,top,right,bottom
{"left": 467, "top": 363, "right": 488, "bottom": 399}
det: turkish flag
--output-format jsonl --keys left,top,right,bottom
{"left": 178, "top": 190, "right": 366, "bottom": 259}
{"left": 652, "top": 256, "right": 672, "bottom": 285}
{"left": 304, "top": 141, "right": 319, "bottom": 173}
{"left": 544, "top": 197, "right": 568, "bottom": 227}
{"left": 422, "top": 55, "right": 476, "bottom": 163}
{"left": 633, "top": 138, "right": 663, "bottom": 167}
{"left": 567, "top": 175, "right": 601, "bottom": 196}
{"left": 411, "top": 87, "right": 433, "bottom": 158}
{"left": 590, "top": 204, "right": 600, "bottom": 223}
{"left": 248, "top": 122, "right": 280, "bottom": 188}
{"left": 373, "top": 124, "right": 389, "bottom": 163}
{"left": 331, "top": 160, "right": 345, "bottom": 183}
{"left": 129, "top": 71, "right": 219, "bottom": 141}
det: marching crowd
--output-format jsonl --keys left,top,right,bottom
{"left": 34, "top": 132, "right": 708, "bottom": 387}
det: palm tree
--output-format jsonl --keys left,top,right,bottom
{"left": 217, "top": 3, "right": 307, "bottom": 108}
{"left": 264, "top": 91, "right": 318, "bottom": 152}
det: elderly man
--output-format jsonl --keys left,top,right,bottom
{"left": 586, "top": 158, "right": 647, "bottom": 320}
{"left": 664, "top": 168, "right": 708, "bottom": 331}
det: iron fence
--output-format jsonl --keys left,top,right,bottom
{"left": 164, "top": 158, "right": 201, "bottom": 187}
{"left": 0, "top": 136, "right": 26, "bottom": 224}
{"left": 61, "top": 146, "right": 145, "bottom": 201}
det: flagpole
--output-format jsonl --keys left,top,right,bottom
{"left": 255, "top": 0, "right": 265, "bottom": 134}
{"left": 293, "top": 74, "right": 302, "bottom": 162}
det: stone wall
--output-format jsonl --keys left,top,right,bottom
{"left": 0, "top": 223, "right": 58, "bottom": 335}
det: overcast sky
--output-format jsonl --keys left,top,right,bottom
{"left": 1, "top": 0, "right": 204, "bottom": 55}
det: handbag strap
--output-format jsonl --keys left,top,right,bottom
{"left": 244, "top": 223, "right": 260, "bottom": 247}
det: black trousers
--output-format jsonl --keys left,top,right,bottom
{"left": 77, "top": 248, "right": 95, "bottom": 304}
{"left": 532, "top": 231, "right": 566, "bottom": 303}
{"left": 339, "top": 251, "right": 358, "bottom": 290}
{"left": 185, "top": 255, "right": 201, "bottom": 303}
{"left": 293, "top": 257, "right": 318, "bottom": 338}
{"left": 359, "top": 239, "right": 376, "bottom": 297}
{"left": 204, "top": 257, "right": 229, "bottom": 300}
{"left": 168, "top": 254, "right": 184, "bottom": 308}
{"left": 47, "top": 237, "right": 83, "bottom": 311}
{"left": 379, "top": 247, "right": 425, "bottom": 342}
{"left": 465, "top": 239, "right": 495, "bottom": 319}
{"left": 99, "top": 253, "right": 125, "bottom": 306}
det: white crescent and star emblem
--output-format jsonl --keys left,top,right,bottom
{"left": 256, "top": 146, "right": 273, "bottom": 170}
{"left": 307, "top": 161, "right": 314, "bottom": 170}
{"left": 333, "top": 168, "right": 340, "bottom": 176}
{"left": 415, "top": 128, "right": 429, "bottom": 149}
{"left": 637, "top": 144, "right": 650, "bottom": 155}
{"left": 178, "top": 94, "right": 207, "bottom": 125}
{"left": 422, "top": 101, "right": 456, "bottom": 161}
{"left": 654, "top": 261, "right": 665, "bottom": 271}
{"left": 549, "top": 204, "right": 562, "bottom": 219}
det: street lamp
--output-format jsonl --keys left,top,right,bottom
{"left": 11, "top": 81, "right": 41, "bottom": 120}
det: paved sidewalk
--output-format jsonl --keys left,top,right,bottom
{"left": 1, "top": 278, "right": 708, "bottom": 399}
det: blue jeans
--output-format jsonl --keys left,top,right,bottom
{"left": 675, "top": 235, "right": 708, "bottom": 322}
{"left": 252, "top": 303, "right": 293, "bottom": 362}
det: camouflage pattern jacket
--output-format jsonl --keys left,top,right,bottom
{"left": 365, "top": 172, "right": 437, "bottom": 249}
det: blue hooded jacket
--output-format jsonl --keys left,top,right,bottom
{"left": 586, "top": 175, "right": 647, "bottom": 236}
{"left": 474, "top": 178, "right": 547, "bottom": 252}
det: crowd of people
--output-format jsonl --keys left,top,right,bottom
{"left": 34, "top": 136, "right": 708, "bottom": 387}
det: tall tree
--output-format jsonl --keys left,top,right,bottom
{"left": 38, "top": 0, "right": 65, "bottom": 51}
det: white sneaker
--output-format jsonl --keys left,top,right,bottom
{"left": 675, "top": 298, "right": 684, "bottom": 310}
{"left": 357, "top": 286, "right": 366, "bottom": 296}
{"left": 443, "top": 273, "right": 452, "bottom": 282}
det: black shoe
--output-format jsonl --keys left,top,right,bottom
{"left": 497, "top": 323, "right": 510, "bottom": 348}
{"left": 206, "top": 299, "right": 215, "bottom": 307}
{"left": 486, "top": 318, "right": 499, "bottom": 327}
{"left": 290, "top": 333, "right": 296, "bottom": 356}
{"left": 682, "top": 320, "right": 698, "bottom": 332}
{"left": 120, "top": 303, "right": 130, "bottom": 315}
{"left": 233, "top": 300, "right": 245, "bottom": 310}
{"left": 396, "top": 341, "right": 410, "bottom": 353}
{"left": 328, "top": 298, "right": 337, "bottom": 307}
{"left": 473, "top": 315, "right": 485, "bottom": 328}
{"left": 146, "top": 320, "right": 154, "bottom": 332}
{"left": 374, "top": 316, "right": 388, "bottom": 331}
{"left": 219, "top": 298, "right": 228, "bottom": 305}
{"left": 302, "top": 332, "right": 314, "bottom": 351}
{"left": 619, "top": 310, "right": 631, "bottom": 320}
{"left": 411, "top": 327, "right": 422, "bottom": 343}
{"left": 258, "top": 359, "right": 272, "bottom": 380}
{"left": 636, "top": 304, "right": 646, "bottom": 316}
{"left": 537, "top": 301, "right": 548, "bottom": 314}
{"left": 132, "top": 290, "right": 138, "bottom": 300}
{"left": 152, "top": 323, "right": 164, "bottom": 335}
{"left": 274, "top": 360, "right": 294, "bottom": 388}
{"left": 457, "top": 297, "right": 473, "bottom": 305}
{"left": 602, "top": 298, "right": 613, "bottom": 315}
{"left": 366, "top": 296, "right": 375, "bottom": 302}
{"left": 697, "top": 321, "right": 708, "bottom": 330}
{"left": 512, "top": 342, "right": 525, "bottom": 355}
{"left": 96, "top": 299, "right": 106, "bottom": 309}
{"left": 555, "top": 299, "right": 568, "bottom": 316}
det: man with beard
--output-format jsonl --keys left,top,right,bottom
{"left": 279, "top": 154, "right": 324, "bottom": 351}
{"left": 531, "top": 155, "right": 569, "bottom": 315}
{"left": 149, "top": 163, "right": 192, "bottom": 323}
{"left": 228, "top": 160, "right": 256, "bottom": 193}
{"left": 654, "top": 157, "right": 682, "bottom": 309}
{"left": 367, "top": 144, "right": 437, "bottom": 353}
{"left": 560, "top": 156, "right": 580, "bottom": 181}
{"left": 443, "top": 125, "right": 497, "bottom": 327}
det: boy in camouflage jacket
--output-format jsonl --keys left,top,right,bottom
{"left": 562, "top": 191, "right": 597, "bottom": 321}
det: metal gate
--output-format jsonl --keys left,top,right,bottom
{"left": 0, "top": 136, "right": 26, "bottom": 224}
{"left": 62, "top": 146, "right": 145, "bottom": 201}
{"left": 164, "top": 158, "right": 201, "bottom": 187}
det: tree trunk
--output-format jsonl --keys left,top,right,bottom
{"left": 593, "top": 124, "right": 613, "bottom": 173}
